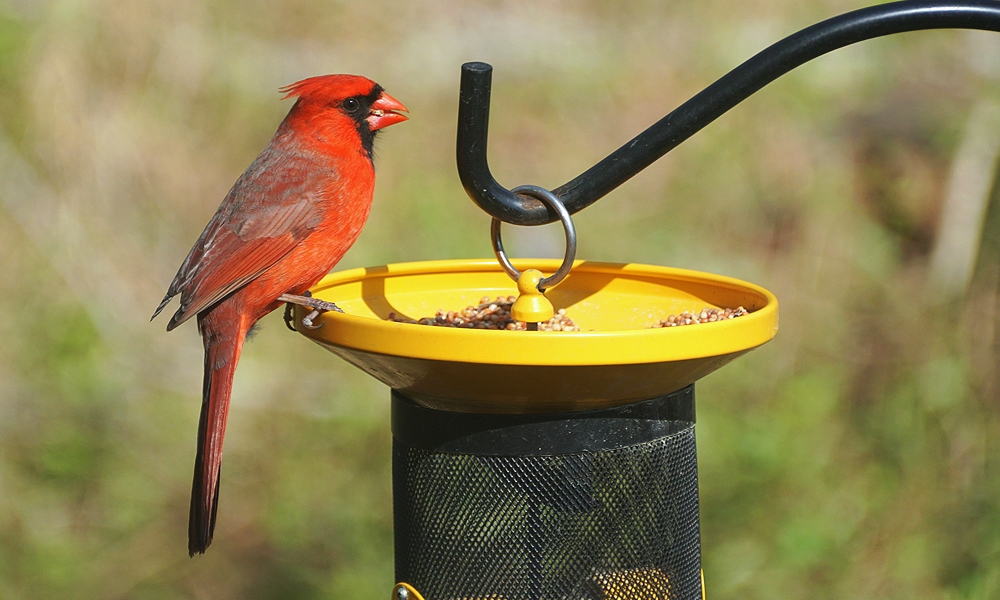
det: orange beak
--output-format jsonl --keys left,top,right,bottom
{"left": 367, "top": 91, "right": 408, "bottom": 131}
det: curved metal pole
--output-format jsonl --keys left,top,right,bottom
{"left": 457, "top": 0, "right": 1000, "bottom": 226}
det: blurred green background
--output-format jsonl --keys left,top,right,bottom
{"left": 0, "top": 0, "right": 998, "bottom": 598}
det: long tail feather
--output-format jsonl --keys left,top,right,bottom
{"left": 189, "top": 303, "right": 247, "bottom": 556}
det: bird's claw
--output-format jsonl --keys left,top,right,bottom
{"left": 279, "top": 293, "right": 344, "bottom": 331}
{"left": 301, "top": 309, "right": 323, "bottom": 329}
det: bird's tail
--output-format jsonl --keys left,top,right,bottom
{"left": 189, "top": 303, "right": 248, "bottom": 556}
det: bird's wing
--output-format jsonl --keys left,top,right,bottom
{"left": 155, "top": 149, "right": 333, "bottom": 329}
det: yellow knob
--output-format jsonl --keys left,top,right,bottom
{"left": 511, "top": 269, "right": 554, "bottom": 324}
{"left": 392, "top": 582, "right": 425, "bottom": 600}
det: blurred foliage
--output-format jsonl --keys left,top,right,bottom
{"left": 0, "top": 0, "right": 997, "bottom": 598}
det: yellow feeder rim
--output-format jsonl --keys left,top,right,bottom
{"left": 298, "top": 259, "right": 776, "bottom": 366}
{"left": 294, "top": 259, "right": 777, "bottom": 412}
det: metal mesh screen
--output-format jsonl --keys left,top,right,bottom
{"left": 392, "top": 389, "right": 702, "bottom": 600}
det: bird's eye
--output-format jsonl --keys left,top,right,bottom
{"left": 341, "top": 98, "right": 361, "bottom": 113}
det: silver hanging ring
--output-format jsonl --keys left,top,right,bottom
{"left": 490, "top": 185, "right": 577, "bottom": 291}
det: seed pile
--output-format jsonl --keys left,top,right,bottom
{"left": 650, "top": 306, "right": 748, "bottom": 327}
{"left": 388, "top": 296, "right": 580, "bottom": 331}
{"left": 388, "top": 297, "right": 750, "bottom": 331}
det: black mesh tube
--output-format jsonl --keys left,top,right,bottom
{"left": 391, "top": 385, "right": 702, "bottom": 599}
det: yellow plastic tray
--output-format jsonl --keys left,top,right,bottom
{"left": 296, "top": 259, "right": 777, "bottom": 413}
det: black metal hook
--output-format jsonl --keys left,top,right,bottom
{"left": 457, "top": 0, "right": 1000, "bottom": 226}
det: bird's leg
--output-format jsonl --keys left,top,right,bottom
{"left": 279, "top": 291, "right": 344, "bottom": 330}
{"left": 283, "top": 301, "right": 297, "bottom": 332}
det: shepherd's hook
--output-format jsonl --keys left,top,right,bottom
{"left": 457, "top": 0, "right": 1000, "bottom": 226}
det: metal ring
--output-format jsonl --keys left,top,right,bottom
{"left": 490, "top": 185, "right": 577, "bottom": 290}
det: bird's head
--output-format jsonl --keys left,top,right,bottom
{"left": 279, "top": 74, "right": 408, "bottom": 158}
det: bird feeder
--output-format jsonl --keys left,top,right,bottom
{"left": 294, "top": 258, "right": 776, "bottom": 599}
{"left": 287, "top": 2, "right": 1000, "bottom": 598}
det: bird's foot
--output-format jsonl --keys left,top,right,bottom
{"left": 279, "top": 292, "right": 343, "bottom": 331}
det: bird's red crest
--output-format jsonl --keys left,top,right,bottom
{"left": 279, "top": 74, "right": 379, "bottom": 103}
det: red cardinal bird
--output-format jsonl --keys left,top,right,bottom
{"left": 152, "top": 74, "right": 407, "bottom": 555}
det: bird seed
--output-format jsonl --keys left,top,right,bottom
{"left": 388, "top": 297, "right": 749, "bottom": 331}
